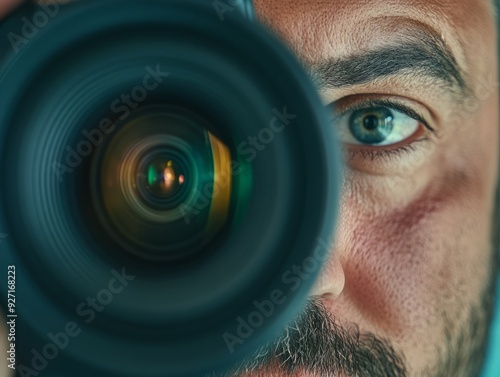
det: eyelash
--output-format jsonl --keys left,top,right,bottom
{"left": 345, "top": 138, "right": 431, "bottom": 161}
{"left": 332, "top": 98, "right": 435, "bottom": 161}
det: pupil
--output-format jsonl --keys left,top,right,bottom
{"left": 348, "top": 107, "right": 394, "bottom": 144}
{"left": 363, "top": 115, "right": 379, "bottom": 131}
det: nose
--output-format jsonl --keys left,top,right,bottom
{"left": 309, "top": 248, "right": 346, "bottom": 298}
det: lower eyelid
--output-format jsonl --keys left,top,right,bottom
{"left": 342, "top": 128, "right": 435, "bottom": 175}
{"left": 347, "top": 137, "right": 430, "bottom": 161}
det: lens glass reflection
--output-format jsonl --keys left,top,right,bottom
{"left": 91, "top": 105, "right": 233, "bottom": 260}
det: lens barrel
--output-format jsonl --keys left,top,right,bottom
{"left": 0, "top": 1, "right": 341, "bottom": 376}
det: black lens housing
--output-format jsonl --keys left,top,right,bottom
{"left": 0, "top": 1, "right": 341, "bottom": 376}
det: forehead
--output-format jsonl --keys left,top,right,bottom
{"left": 254, "top": 0, "right": 497, "bottom": 77}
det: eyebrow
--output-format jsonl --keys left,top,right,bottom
{"left": 309, "top": 28, "right": 468, "bottom": 97}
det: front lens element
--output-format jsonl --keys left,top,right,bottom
{"left": 146, "top": 159, "right": 185, "bottom": 197}
{"left": 91, "top": 105, "right": 232, "bottom": 260}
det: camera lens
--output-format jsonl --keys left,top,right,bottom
{"left": 92, "top": 106, "right": 233, "bottom": 260}
{"left": 0, "top": 0, "right": 341, "bottom": 375}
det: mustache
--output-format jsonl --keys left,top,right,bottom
{"left": 219, "top": 298, "right": 407, "bottom": 377}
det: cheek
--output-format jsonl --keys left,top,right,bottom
{"left": 340, "top": 194, "right": 440, "bottom": 336}
{"left": 338, "top": 174, "right": 491, "bottom": 340}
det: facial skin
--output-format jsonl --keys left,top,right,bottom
{"left": 219, "top": 0, "right": 500, "bottom": 376}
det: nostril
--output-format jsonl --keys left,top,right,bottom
{"left": 310, "top": 256, "right": 346, "bottom": 298}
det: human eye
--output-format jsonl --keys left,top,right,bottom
{"left": 331, "top": 97, "right": 437, "bottom": 167}
{"left": 337, "top": 105, "right": 418, "bottom": 146}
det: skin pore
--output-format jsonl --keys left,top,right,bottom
{"left": 217, "top": 0, "right": 500, "bottom": 376}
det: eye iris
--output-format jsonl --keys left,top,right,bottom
{"left": 349, "top": 107, "right": 394, "bottom": 144}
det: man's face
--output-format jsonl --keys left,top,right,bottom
{"left": 227, "top": 0, "right": 500, "bottom": 376}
